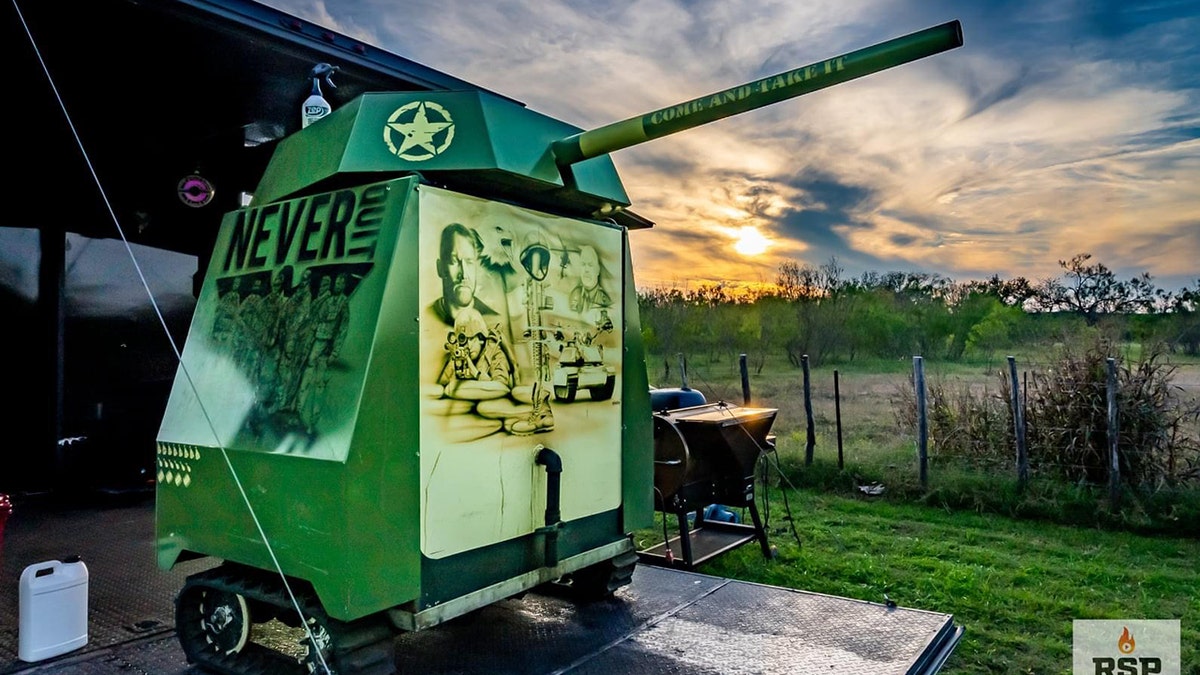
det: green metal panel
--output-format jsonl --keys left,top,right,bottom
{"left": 158, "top": 180, "right": 405, "bottom": 461}
{"left": 477, "top": 94, "right": 577, "bottom": 186}
{"left": 251, "top": 95, "right": 368, "bottom": 207}
{"left": 620, "top": 231, "right": 654, "bottom": 532}
{"left": 418, "top": 510, "right": 622, "bottom": 608}
{"left": 156, "top": 177, "right": 423, "bottom": 620}
{"left": 336, "top": 179, "right": 424, "bottom": 614}
{"left": 475, "top": 94, "right": 630, "bottom": 206}
{"left": 252, "top": 91, "right": 629, "bottom": 209}
{"left": 253, "top": 93, "right": 490, "bottom": 205}
{"left": 155, "top": 446, "right": 359, "bottom": 590}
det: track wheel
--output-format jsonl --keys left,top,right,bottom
{"left": 177, "top": 583, "right": 251, "bottom": 660}
{"left": 298, "top": 613, "right": 336, "bottom": 674}
{"left": 554, "top": 376, "right": 578, "bottom": 402}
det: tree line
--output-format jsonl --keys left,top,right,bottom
{"left": 639, "top": 253, "right": 1200, "bottom": 371}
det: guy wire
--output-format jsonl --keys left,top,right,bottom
{"left": 12, "top": 2, "right": 333, "bottom": 671}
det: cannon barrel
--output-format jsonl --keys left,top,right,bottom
{"left": 552, "top": 20, "right": 962, "bottom": 167}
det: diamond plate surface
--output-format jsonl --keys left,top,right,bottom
{"left": 0, "top": 495, "right": 215, "bottom": 674}
{"left": 394, "top": 566, "right": 726, "bottom": 674}
{"left": 6, "top": 634, "right": 196, "bottom": 675}
{"left": 0, "top": 498, "right": 959, "bottom": 675}
{"left": 576, "top": 580, "right": 953, "bottom": 675}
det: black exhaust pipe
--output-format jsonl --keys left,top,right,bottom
{"left": 535, "top": 446, "right": 562, "bottom": 567}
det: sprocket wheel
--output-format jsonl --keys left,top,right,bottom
{"left": 180, "top": 585, "right": 251, "bottom": 657}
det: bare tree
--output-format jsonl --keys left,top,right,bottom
{"left": 774, "top": 258, "right": 849, "bottom": 366}
{"left": 1037, "top": 253, "right": 1158, "bottom": 325}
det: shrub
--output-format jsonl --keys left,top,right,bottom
{"left": 893, "top": 337, "right": 1200, "bottom": 489}
{"left": 891, "top": 372, "right": 1011, "bottom": 468}
{"left": 1020, "top": 338, "right": 1200, "bottom": 487}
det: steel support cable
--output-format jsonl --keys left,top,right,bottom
{"left": 11, "top": 2, "right": 332, "bottom": 671}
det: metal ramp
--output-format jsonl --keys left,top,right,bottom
{"left": 0, "top": 496, "right": 962, "bottom": 675}
{"left": 397, "top": 566, "right": 963, "bottom": 675}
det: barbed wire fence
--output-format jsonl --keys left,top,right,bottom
{"left": 666, "top": 348, "right": 1200, "bottom": 520}
{"left": 896, "top": 352, "right": 1200, "bottom": 505}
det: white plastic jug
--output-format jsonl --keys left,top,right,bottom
{"left": 18, "top": 557, "right": 89, "bottom": 662}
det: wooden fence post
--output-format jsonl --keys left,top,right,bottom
{"left": 678, "top": 353, "right": 689, "bottom": 390}
{"left": 1106, "top": 357, "right": 1120, "bottom": 507}
{"left": 1008, "top": 356, "right": 1028, "bottom": 489}
{"left": 834, "top": 369, "right": 844, "bottom": 470}
{"left": 914, "top": 356, "right": 928, "bottom": 489}
{"left": 739, "top": 353, "right": 751, "bottom": 405}
{"left": 802, "top": 355, "right": 815, "bottom": 465}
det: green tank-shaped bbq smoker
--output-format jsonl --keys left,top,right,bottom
{"left": 155, "top": 20, "right": 962, "bottom": 675}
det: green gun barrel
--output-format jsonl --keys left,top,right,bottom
{"left": 553, "top": 20, "right": 963, "bottom": 167}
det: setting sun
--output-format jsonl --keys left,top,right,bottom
{"left": 733, "top": 226, "right": 770, "bottom": 256}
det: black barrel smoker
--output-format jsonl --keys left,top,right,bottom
{"left": 638, "top": 388, "right": 778, "bottom": 570}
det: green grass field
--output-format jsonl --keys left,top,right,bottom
{"left": 635, "top": 488, "right": 1199, "bottom": 674}
{"left": 640, "top": 351, "right": 1200, "bottom": 673}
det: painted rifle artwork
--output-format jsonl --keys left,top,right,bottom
{"left": 420, "top": 189, "right": 621, "bottom": 441}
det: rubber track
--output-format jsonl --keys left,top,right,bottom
{"left": 176, "top": 563, "right": 397, "bottom": 675}
{"left": 571, "top": 551, "right": 639, "bottom": 600}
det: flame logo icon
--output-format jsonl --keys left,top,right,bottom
{"left": 1118, "top": 626, "right": 1136, "bottom": 654}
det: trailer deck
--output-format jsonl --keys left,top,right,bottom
{"left": 0, "top": 495, "right": 961, "bottom": 675}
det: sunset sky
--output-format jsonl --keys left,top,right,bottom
{"left": 264, "top": 0, "right": 1199, "bottom": 293}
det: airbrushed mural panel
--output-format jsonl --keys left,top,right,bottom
{"left": 417, "top": 186, "right": 623, "bottom": 559}
{"left": 158, "top": 182, "right": 398, "bottom": 463}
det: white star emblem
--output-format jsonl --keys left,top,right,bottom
{"left": 383, "top": 101, "right": 455, "bottom": 161}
